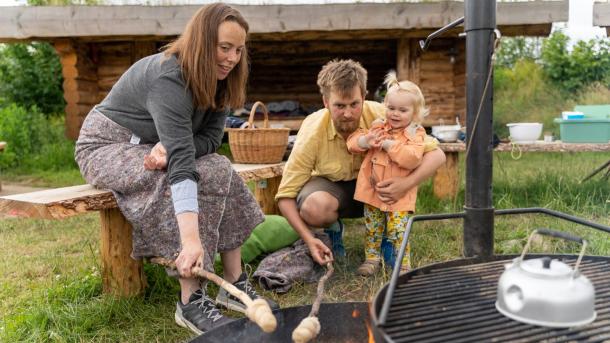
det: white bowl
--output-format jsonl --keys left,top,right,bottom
{"left": 436, "top": 130, "right": 460, "bottom": 142}
{"left": 507, "top": 123, "right": 543, "bottom": 144}
{"left": 432, "top": 124, "right": 461, "bottom": 136}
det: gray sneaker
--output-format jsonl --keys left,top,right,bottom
{"left": 175, "top": 289, "right": 233, "bottom": 335}
{"left": 215, "top": 272, "right": 280, "bottom": 313}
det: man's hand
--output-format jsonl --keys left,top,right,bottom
{"left": 306, "top": 237, "right": 333, "bottom": 265}
{"left": 144, "top": 142, "right": 167, "bottom": 170}
{"left": 375, "top": 176, "right": 412, "bottom": 205}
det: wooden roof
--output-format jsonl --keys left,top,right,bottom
{"left": 594, "top": 1, "right": 610, "bottom": 35}
{"left": 0, "top": 1, "right": 567, "bottom": 42}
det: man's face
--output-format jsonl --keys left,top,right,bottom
{"left": 323, "top": 85, "right": 364, "bottom": 137}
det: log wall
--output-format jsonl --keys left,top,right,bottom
{"left": 58, "top": 36, "right": 467, "bottom": 139}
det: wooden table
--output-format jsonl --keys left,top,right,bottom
{"left": 434, "top": 141, "right": 610, "bottom": 199}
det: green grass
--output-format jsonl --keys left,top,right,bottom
{"left": 1, "top": 152, "right": 609, "bottom": 342}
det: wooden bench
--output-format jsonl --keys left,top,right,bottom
{"left": 0, "top": 162, "right": 284, "bottom": 297}
{"left": 433, "top": 142, "right": 610, "bottom": 199}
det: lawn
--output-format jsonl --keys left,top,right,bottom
{"left": 1, "top": 152, "right": 609, "bottom": 342}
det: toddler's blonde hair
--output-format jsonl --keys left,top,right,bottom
{"left": 383, "top": 71, "right": 429, "bottom": 125}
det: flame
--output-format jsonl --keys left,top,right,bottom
{"left": 352, "top": 309, "right": 360, "bottom": 318}
{"left": 366, "top": 322, "right": 375, "bottom": 343}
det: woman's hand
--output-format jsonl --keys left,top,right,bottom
{"left": 306, "top": 237, "right": 333, "bottom": 265}
{"left": 175, "top": 240, "right": 204, "bottom": 278}
{"left": 144, "top": 142, "right": 167, "bottom": 170}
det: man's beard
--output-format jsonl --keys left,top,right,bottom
{"left": 334, "top": 120, "right": 359, "bottom": 136}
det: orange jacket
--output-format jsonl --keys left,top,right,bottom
{"left": 346, "top": 124, "right": 426, "bottom": 212}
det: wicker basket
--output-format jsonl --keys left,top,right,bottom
{"left": 227, "top": 101, "right": 291, "bottom": 163}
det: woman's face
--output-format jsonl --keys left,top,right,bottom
{"left": 216, "top": 21, "right": 246, "bottom": 80}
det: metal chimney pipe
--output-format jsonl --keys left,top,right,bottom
{"left": 463, "top": 0, "right": 496, "bottom": 258}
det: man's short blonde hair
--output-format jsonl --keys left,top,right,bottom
{"left": 316, "top": 59, "right": 367, "bottom": 99}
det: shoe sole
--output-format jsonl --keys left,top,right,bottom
{"left": 215, "top": 296, "right": 247, "bottom": 314}
{"left": 175, "top": 306, "right": 204, "bottom": 335}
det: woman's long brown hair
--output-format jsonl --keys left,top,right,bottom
{"left": 164, "top": 3, "right": 249, "bottom": 110}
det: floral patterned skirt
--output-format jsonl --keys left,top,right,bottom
{"left": 75, "top": 109, "right": 264, "bottom": 271}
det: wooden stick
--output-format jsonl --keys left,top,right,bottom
{"left": 292, "top": 262, "right": 334, "bottom": 343}
{"left": 308, "top": 262, "right": 334, "bottom": 317}
{"left": 151, "top": 257, "right": 277, "bottom": 333}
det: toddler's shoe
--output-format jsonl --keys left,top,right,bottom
{"left": 324, "top": 219, "right": 346, "bottom": 258}
{"left": 357, "top": 259, "right": 381, "bottom": 276}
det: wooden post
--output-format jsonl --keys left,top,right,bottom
{"left": 54, "top": 39, "right": 99, "bottom": 140}
{"left": 433, "top": 151, "right": 459, "bottom": 199}
{"left": 254, "top": 176, "right": 281, "bottom": 214}
{"left": 100, "top": 208, "right": 146, "bottom": 296}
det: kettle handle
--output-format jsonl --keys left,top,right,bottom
{"left": 519, "top": 228, "right": 588, "bottom": 276}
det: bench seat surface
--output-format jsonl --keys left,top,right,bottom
{"left": 0, "top": 162, "right": 284, "bottom": 220}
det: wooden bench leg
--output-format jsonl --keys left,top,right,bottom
{"left": 433, "top": 151, "right": 459, "bottom": 199}
{"left": 254, "top": 175, "right": 281, "bottom": 215}
{"left": 100, "top": 208, "right": 146, "bottom": 296}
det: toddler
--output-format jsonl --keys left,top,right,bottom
{"left": 347, "top": 71, "right": 430, "bottom": 276}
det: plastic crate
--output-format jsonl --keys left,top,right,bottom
{"left": 554, "top": 118, "right": 610, "bottom": 143}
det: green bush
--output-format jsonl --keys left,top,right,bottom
{"left": 0, "top": 42, "right": 64, "bottom": 114}
{"left": 541, "top": 31, "right": 610, "bottom": 95}
{"left": 0, "top": 104, "right": 76, "bottom": 171}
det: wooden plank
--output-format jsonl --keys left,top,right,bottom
{"left": 0, "top": 2, "right": 566, "bottom": 41}
{"left": 593, "top": 2, "right": 610, "bottom": 27}
{"left": 438, "top": 142, "right": 610, "bottom": 153}
{"left": 0, "top": 162, "right": 285, "bottom": 220}
{"left": 433, "top": 151, "right": 459, "bottom": 199}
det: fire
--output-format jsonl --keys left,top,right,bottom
{"left": 366, "top": 322, "right": 375, "bottom": 343}
{"left": 352, "top": 309, "right": 360, "bottom": 318}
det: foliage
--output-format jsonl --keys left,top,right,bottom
{"left": 0, "top": 42, "right": 64, "bottom": 114}
{"left": 540, "top": 31, "right": 610, "bottom": 95}
{"left": 495, "top": 36, "right": 542, "bottom": 69}
{"left": 0, "top": 104, "right": 77, "bottom": 171}
{"left": 493, "top": 60, "right": 565, "bottom": 137}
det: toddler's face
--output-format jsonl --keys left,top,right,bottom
{"left": 384, "top": 91, "right": 417, "bottom": 130}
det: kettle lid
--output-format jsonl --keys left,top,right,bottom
{"left": 520, "top": 257, "right": 572, "bottom": 277}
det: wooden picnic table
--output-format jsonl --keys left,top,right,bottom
{"left": 433, "top": 141, "right": 610, "bottom": 199}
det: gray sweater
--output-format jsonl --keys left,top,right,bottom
{"left": 98, "top": 52, "right": 228, "bottom": 186}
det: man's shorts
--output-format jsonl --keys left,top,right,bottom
{"left": 296, "top": 176, "right": 364, "bottom": 219}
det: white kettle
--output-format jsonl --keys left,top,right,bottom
{"left": 496, "top": 229, "right": 596, "bottom": 328}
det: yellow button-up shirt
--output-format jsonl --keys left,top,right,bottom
{"left": 275, "top": 101, "right": 438, "bottom": 200}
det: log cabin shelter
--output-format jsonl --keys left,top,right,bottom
{"left": 0, "top": 1, "right": 567, "bottom": 139}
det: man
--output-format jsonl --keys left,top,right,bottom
{"left": 276, "top": 59, "right": 446, "bottom": 265}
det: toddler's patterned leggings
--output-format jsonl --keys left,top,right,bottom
{"left": 363, "top": 204, "right": 411, "bottom": 269}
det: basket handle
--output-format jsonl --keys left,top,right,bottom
{"left": 245, "top": 101, "right": 269, "bottom": 129}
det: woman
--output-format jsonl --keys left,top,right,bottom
{"left": 75, "top": 3, "right": 278, "bottom": 335}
